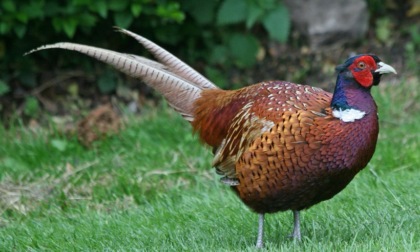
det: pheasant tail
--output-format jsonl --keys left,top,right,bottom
{"left": 25, "top": 29, "right": 218, "bottom": 121}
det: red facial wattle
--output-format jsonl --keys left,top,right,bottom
{"left": 349, "top": 55, "right": 377, "bottom": 88}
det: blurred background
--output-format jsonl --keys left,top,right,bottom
{"left": 0, "top": 0, "right": 418, "bottom": 127}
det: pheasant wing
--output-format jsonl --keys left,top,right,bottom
{"left": 213, "top": 81, "right": 332, "bottom": 181}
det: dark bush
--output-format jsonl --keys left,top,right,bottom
{"left": 0, "top": 0, "right": 291, "bottom": 98}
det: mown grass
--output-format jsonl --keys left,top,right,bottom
{"left": 0, "top": 78, "right": 419, "bottom": 251}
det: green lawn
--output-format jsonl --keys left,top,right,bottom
{"left": 0, "top": 79, "right": 419, "bottom": 251}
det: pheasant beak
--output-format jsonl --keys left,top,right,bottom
{"left": 375, "top": 62, "right": 397, "bottom": 75}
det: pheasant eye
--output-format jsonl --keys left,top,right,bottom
{"left": 357, "top": 62, "right": 366, "bottom": 69}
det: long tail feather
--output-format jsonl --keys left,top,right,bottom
{"left": 115, "top": 27, "right": 217, "bottom": 90}
{"left": 26, "top": 43, "right": 203, "bottom": 121}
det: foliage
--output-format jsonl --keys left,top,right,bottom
{"left": 183, "top": 0, "right": 290, "bottom": 70}
{"left": 0, "top": 80, "right": 9, "bottom": 96}
{"left": 375, "top": 17, "right": 393, "bottom": 44}
{"left": 0, "top": 0, "right": 185, "bottom": 39}
{"left": 0, "top": 0, "right": 291, "bottom": 106}
{"left": 1, "top": 0, "right": 417, "bottom": 122}
{"left": 216, "top": 0, "right": 290, "bottom": 43}
{"left": 0, "top": 0, "right": 187, "bottom": 102}
{"left": 404, "top": 24, "right": 420, "bottom": 71}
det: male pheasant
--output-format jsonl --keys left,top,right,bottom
{"left": 27, "top": 28, "right": 397, "bottom": 247}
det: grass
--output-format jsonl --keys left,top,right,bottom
{"left": 0, "top": 78, "right": 419, "bottom": 251}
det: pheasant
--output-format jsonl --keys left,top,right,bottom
{"left": 27, "top": 28, "right": 397, "bottom": 247}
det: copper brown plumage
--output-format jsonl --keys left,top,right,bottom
{"left": 195, "top": 80, "right": 379, "bottom": 213}
{"left": 27, "top": 28, "right": 397, "bottom": 248}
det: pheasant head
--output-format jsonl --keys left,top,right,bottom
{"left": 331, "top": 54, "right": 397, "bottom": 122}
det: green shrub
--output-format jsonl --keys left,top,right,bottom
{"left": 0, "top": 0, "right": 291, "bottom": 117}
{"left": 0, "top": 0, "right": 186, "bottom": 89}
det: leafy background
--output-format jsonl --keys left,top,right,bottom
{"left": 0, "top": 0, "right": 418, "bottom": 123}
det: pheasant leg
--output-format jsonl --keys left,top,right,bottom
{"left": 256, "top": 213, "right": 264, "bottom": 248}
{"left": 289, "top": 210, "right": 301, "bottom": 240}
